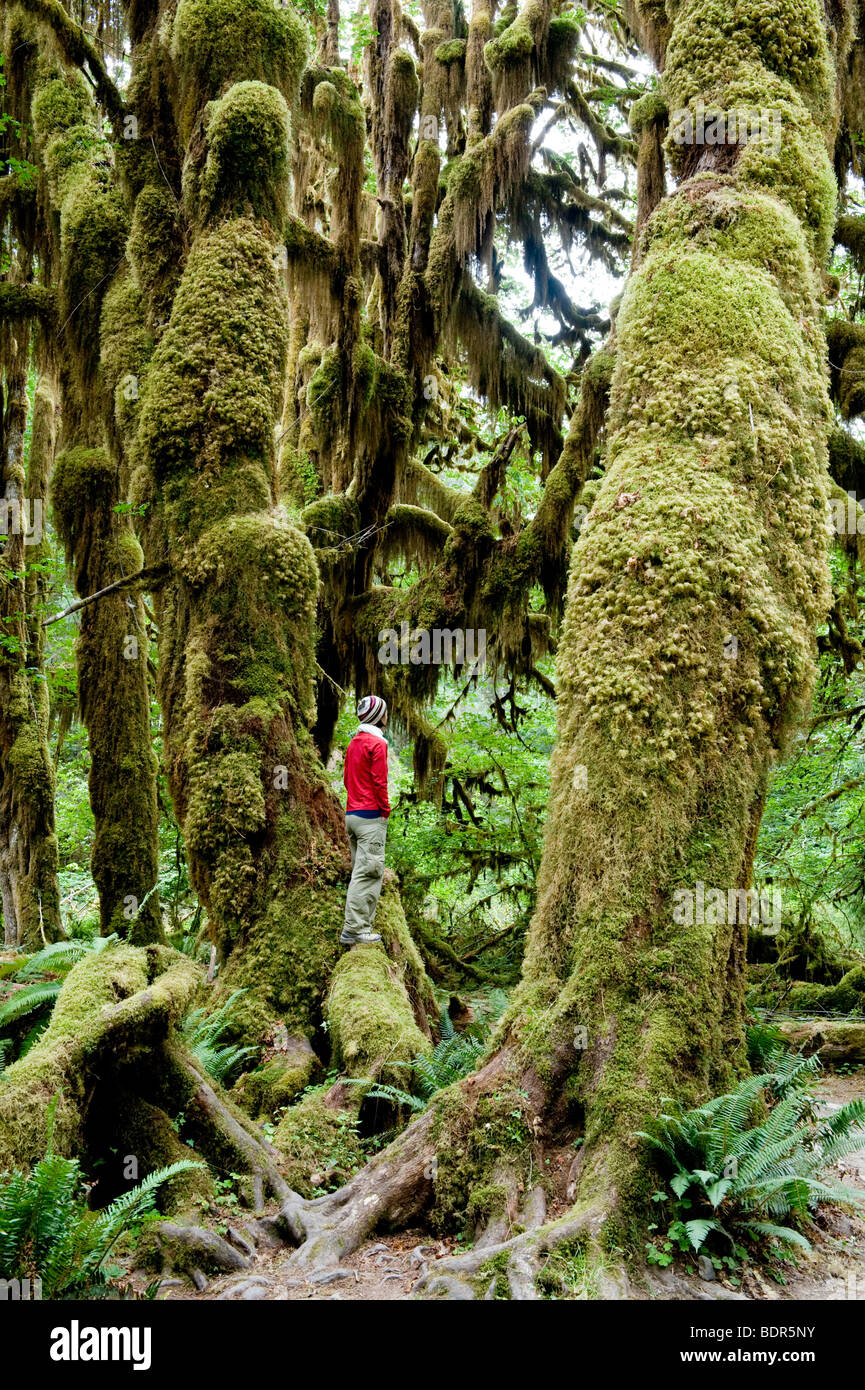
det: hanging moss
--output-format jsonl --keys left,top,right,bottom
{"left": 629, "top": 90, "right": 668, "bottom": 135}
{"left": 30, "top": 71, "right": 91, "bottom": 141}
{"left": 31, "top": 70, "right": 129, "bottom": 426}
{"left": 435, "top": 38, "right": 467, "bottom": 64}
{"left": 836, "top": 213, "right": 865, "bottom": 274}
{"left": 99, "top": 269, "right": 152, "bottom": 462}
{"left": 447, "top": 277, "right": 565, "bottom": 469}
{"left": 826, "top": 318, "right": 865, "bottom": 420}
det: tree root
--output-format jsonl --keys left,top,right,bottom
{"left": 273, "top": 1110, "right": 437, "bottom": 1271}
{"left": 0, "top": 942, "right": 305, "bottom": 1221}
{"left": 411, "top": 1210, "right": 620, "bottom": 1300}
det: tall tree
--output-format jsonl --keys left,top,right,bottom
{"left": 2, "top": 0, "right": 864, "bottom": 1297}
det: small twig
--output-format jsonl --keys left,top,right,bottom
{"left": 43, "top": 564, "right": 169, "bottom": 626}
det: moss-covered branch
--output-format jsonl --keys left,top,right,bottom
{"left": 16, "top": 0, "right": 126, "bottom": 130}
{"left": 0, "top": 282, "right": 56, "bottom": 325}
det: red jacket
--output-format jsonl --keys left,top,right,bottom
{"left": 344, "top": 727, "right": 390, "bottom": 817}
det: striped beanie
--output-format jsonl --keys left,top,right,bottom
{"left": 357, "top": 694, "right": 387, "bottom": 726}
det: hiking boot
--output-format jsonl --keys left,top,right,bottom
{"left": 340, "top": 930, "right": 382, "bottom": 946}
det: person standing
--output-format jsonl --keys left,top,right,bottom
{"left": 341, "top": 695, "right": 390, "bottom": 945}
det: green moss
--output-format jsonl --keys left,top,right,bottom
{"left": 99, "top": 270, "right": 152, "bottom": 447}
{"left": 232, "top": 1046, "right": 318, "bottom": 1118}
{"left": 0, "top": 946, "right": 200, "bottom": 1173}
{"left": 663, "top": 0, "right": 836, "bottom": 130}
{"left": 171, "top": 0, "right": 308, "bottom": 140}
{"left": 629, "top": 90, "right": 668, "bottom": 135}
{"left": 51, "top": 447, "right": 116, "bottom": 550}
{"left": 134, "top": 218, "right": 287, "bottom": 481}
{"left": 198, "top": 81, "right": 290, "bottom": 227}
{"left": 31, "top": 72, "right": 91, "bottom": 139}
{"left": 326, "top": 946, "right": 431, "bottom": 1084}
{"left": 435, "top": 38, "right": 467, "bottom": 64}
{"left": 127, "top": 187, "right": 184, "bottom": 330}
{"left": 484, "top": 9, "right": 536, "bottom": 70}
{"left": 836, "top": 214, "right": 865, "bottom": 275}
{"left": 471, "top": 0, "right": 841, "bottom": 1246}
{"left": 271, "top": 1089, "right": 365, "bottom": 1197}
{"left": 426, "top": 1080, "right": 534, "bottom": 1235}
{"left": 306, "top": 347, "right": 342, "bottom": 443}
{"left": 390, "top": 48, "right": 420, "bottom": 129}
{"left": 302, "top": 492, "right": 360, "bottom": 545}
{"left": 781, "top": 966, "right": 865, "bottom": 1014}
{"left": 214, "top": 877, "right": 345, "bottom": 1040}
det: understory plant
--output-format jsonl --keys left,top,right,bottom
{"left": 180, "top": 989, "right": 258, "bottom": 1085}
{"left": 640, "top": 1049, "right": 865, "bottom": 1271}
{"left": 0, "top": 1107, "right": 202, "bottom": 1298}
{"left": 347, "top": 1008, "right": 492, "bottom": 1112}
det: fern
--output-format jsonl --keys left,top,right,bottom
{"left": 347, "top": 1080, "right": 427, "bottom": 1112}
{"left": 413, "top": 1026, "right": 487, "bottom": 1098}
{"left": 0, "top": 981, "right": 61, "bottom": 1029}
{"left": 342, "top": 1008, "right": 491, "bottom": 1112}
{"left": 639, "top": 1050, "right": 865, "bottom": 1264}
{"left": 17, "top": 934, "right": 117, "bottom": 977}
{"left": 0, "top": 1152, "right": 203, "bottom": 1297}
{"left": 181, "top": 990, "right": 258, "bottom": 1084}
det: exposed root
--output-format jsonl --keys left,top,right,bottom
{"left": 411, "top": 1209, "right": 609, "bottom": 1300}
{"left": 276, "top": 1109, "right": 437, "bottom": 1271}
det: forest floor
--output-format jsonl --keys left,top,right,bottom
{"left": 132, "top": 1072, "right": 865, "bottom": 1303}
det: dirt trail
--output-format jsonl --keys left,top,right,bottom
{"left": 771, "top": 1072, "right": 865, "bottom": 1303}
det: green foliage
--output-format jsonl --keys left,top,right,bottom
{"left": 640, "top": 1051, "right": 865, "bottom": 1267}
{"left": 349, "top": 1007, "right": 492, "bottom": 1111}
{"left": 754, "top": 665, "right": 865, "bottom": 951}
{"left": 0, "top": 981, "right": 62, "bottom": 1032}
{"left": 0, "top": 1137, "right": 203, "bottom": 1298}
{"left": 745, "top": 1021, "right": 789, "bottom": 1070}
{"left": 180, "top": 990, "right": 258, "bottom": 1085}
{"left": 376, "top": 673, "right": 554, "bottom": 982}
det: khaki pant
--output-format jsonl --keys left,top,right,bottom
{"left": 343, "top": 814, "right": 387, "bottom": 938}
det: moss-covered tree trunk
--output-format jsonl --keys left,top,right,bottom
{"left": 0, "top": 297, "right": 61, "bottom": 948}
{"left": 122, "top": 0, "right": 434, "bottom": 1061}
{"left": 17, "top": 23, "right": 164, "bottom": 943}
{"left": 264, "top": 0, "right": 851, "bottom": 1288}
{"left": 51, "top": 442, "right": 163, "bottom": 943}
